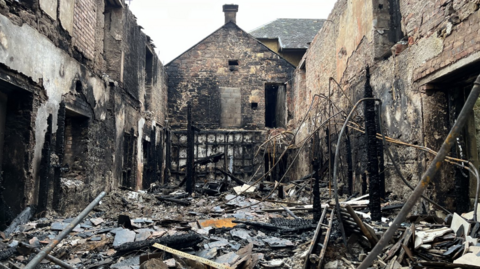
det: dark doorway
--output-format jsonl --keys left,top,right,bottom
{"left": 428, "top": 61, "right": 480, "bottom": 213}
{"left": 0, "top": 87, "right": 33, "bottom": 218}
{"left": 122, "top": 130, "right": 136, "bottom": 188}
{"left": 265, "top": 83, "right": 286, "bottom": 128}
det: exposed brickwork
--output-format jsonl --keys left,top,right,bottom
{"left": 413, "top": 4, "right": 480, "bottom": 81}
{"left": 73, "top": 0, "right": 97, "bottom": 59}
{"left": 166, "top": 22, "right": 295, "bottom": 130}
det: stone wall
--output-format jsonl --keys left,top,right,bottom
{"left": 166, "top": 22, "right": 296, "bottom": 130}
{"left": 291, "top": 0, "right": 480, "bottom": 212}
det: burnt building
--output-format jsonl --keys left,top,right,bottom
{"left": 165, "top": 5, "right": 296, "bottom": 183}
{"left": 290, "top": 0, "right": 480, "bottom": 213}
{"left": 0, "top": 0, "right": 167, "bottom": 227}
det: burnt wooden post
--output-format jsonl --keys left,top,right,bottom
{"left": 53, "top": 102, "right": 66, "bottom": 210}
{"left": 364, "top": 66, "right": 381, "bottom": 221}
{"left": 38, "top": 114, "right": 53, "bottom": 211}
{"left": 186, "top": 103, "right": 195, "bottom": 194}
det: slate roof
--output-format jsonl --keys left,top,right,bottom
{"left": 250, "top": 19, "right": 325, "bottom": 50}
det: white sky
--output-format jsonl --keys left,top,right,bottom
{"left": 129, "top": 0, "right": 337, "bottom": 64}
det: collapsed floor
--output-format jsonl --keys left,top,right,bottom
{"left": 1, "top": 174, "right": 480, "bottom": 269}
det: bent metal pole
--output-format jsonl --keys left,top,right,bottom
{"left": 358, "top": 75, "right": 480, "bottom": 269}
{"left": 24, "top": 191, "right": 107, "bottom": 269}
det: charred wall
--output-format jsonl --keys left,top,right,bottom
{"left": 0, "top": 0, "right": 168, "bottom": 223}
{"left": 291, "top": 0, "right": 480, "bottom": 212}
{"left": 166, "top": 22, "right": 295, "bottom": 130}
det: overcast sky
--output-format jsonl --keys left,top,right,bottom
{"left": 129, "top": 0, "right": 337, "bottom": 64}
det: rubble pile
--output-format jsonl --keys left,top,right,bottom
{"left": 0, "top": 181, "right": 479, "bottom": 269}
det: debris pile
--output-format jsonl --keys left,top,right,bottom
{"left": 0, "top": 178, "right": 479, "bottom": 269}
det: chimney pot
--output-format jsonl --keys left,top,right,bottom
{"left": 223, "top": 4, "right": 238, "bottom": 24}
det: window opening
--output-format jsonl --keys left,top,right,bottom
{"left": 229, "top": 60, "right": 238, "bottom": 71}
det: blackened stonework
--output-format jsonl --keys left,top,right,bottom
{"left": 166, "top": 22, "right": 295, "bottom": 130}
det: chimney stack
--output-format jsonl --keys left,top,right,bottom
{"left": 223, "top": 4, "right": 238, "bottom": 24}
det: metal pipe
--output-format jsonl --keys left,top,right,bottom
{"left": 358, "top": 75, "right": 480, "bottom": 269}
{"left": 24, "top": 191, "right": 106, "bottom": 269}
{"left": 19, "top": 242, "right": 75, "bottom": 269}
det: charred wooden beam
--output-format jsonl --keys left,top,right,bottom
{"left": 233, "top": 220, "right": 283, "bottom": 231}
{"left": 364, "top": 66, "right": 381, "bottom": 221}
{"left": 214, "top": 167, "right": 245, "bottom": 185}
{"left": 181, "top": 152, "right": 225, "bottom": 168}
{"left": 345, "top": 205, "right": 378, "bottom": 246}
{"left": 156, "top": 196, "right": 191, "bottom": 206}
{"left": 0, "top": 247, "right": 16, "bottom": 261}
{"left": 3, "top": 206, "right": 34, "bottom": 238}
{"left": 114, "top": 233, "right": 202, "bottom": 253}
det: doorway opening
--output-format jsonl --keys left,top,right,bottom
{"left": 427, "top": 60, "right": 480, "bottom": 213}
{"left": 0, "top": 87, "right": 33, "bottom": 219}
{"left": 122, "top": 130, "right": 136, "bottom": 188}
{"left": 265, "top": 83, "right": 286, "bottom": 128}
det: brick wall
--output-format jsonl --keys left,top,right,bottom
{"left": 73, "top": 0, "right": 97, "bottom": 60}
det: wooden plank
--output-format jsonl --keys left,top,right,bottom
{"left": 152, "top": 243, "right": 232, "bottom": 269}
{"left": 345, "top": 205, "right": 378, "bottom": 246}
